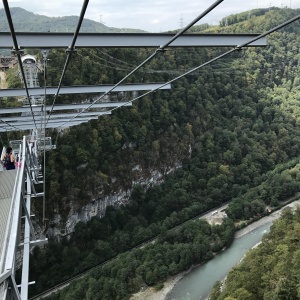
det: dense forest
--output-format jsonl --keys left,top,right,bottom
{"left": 37, "top": 219, "right": 236, "bottom": 300}
{"left": 42, "top": 7, "right": 300, "bottom": 223}
{"left": 2, "top": 6, "right": 300, "bottom": 299}
{"left": 209, "top": 207, "right": 300, "bottom": 300}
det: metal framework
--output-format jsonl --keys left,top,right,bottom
{"left": 0, "top": 102, "right": 128, "bottom": 131}
{"left": 0, "top": 83, "right": 171, "bottom": 98}
{"left": 0, "top": 137, "right": 47, "bottom": 300}
{"left": 1, "top": 112, "right": 111, "bottom": 122}
{"left": 0, "top": 117, "right": 108, "bottom": 132}
{"left": 0, "top": 102, "right": 131, "bottom": 115}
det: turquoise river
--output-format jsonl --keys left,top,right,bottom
{"left": 166, "top": 221, "right": 272, "bottom": 300}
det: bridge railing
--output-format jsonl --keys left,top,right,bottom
{"left": 0, "top": 136, "right": 47, "bottom": 300}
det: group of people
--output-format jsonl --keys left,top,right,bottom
{"left": 1, "top": 146, "right": 16, "bottom": 170}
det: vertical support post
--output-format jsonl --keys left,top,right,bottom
{"left": 17, "top": 170, "right": 25, "bottom": 247}
{"left": 41, "top": 49, "right": 49, "bottom": 226}
{"left": 20, "top": 168, "right": 31, "bottom": 299}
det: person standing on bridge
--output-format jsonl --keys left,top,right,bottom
{"left": 1, "top": 146, "right": 15, "bottom": 170}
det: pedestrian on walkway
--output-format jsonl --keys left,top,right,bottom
{"left": 1, "top": 146, "right": 15, "bottom": 170}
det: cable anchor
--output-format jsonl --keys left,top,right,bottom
{"left": 11, "top": 48, "right": 24, "bottom": 55}
{"left": 65, "top": 47, "right": 78, "bottom": 53}
{"left": 156, "top": 46, "right": 167, "bottom": 53}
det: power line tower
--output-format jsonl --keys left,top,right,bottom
{"left": 99, "top": 14, "right": 105, "bottom": 25}
{"left": 179, "top": 14, "right": 184, "bottom": 28}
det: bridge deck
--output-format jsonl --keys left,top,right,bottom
{"left": 0, "top": 169, "right": 17, "bottom": 263}
{"left": 0, "top": 169, "right": 17, "bottom": 300}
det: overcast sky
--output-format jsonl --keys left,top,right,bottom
{"left": 1, "top": 0, "right": 299, "bottom": 32}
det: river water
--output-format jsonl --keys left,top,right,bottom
{"left": 166, "top": 221, "right": 272, "bottom": 300}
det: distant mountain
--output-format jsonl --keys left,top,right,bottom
{"left": 0, "top": 7, "right": 147, "bottom": 33}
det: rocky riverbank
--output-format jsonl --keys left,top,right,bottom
{"left": 234, "top": 199, "right": 300, "bottom": 238}
{"left": 130, "top": 199, "right": 300, "bottom": 300}
{"left": 130, "top": 274, "right": 184, "bottom": 300}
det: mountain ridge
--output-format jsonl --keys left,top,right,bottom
{"left": 0, "top": 7, "right": 147, "bottom": 33}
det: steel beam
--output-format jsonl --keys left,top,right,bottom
{"left": 0, "top": 32, "right": 267, "bottom": 48}
{"left": 0, "top": 116, "right": 98, "bottom": 127}
{"left": 0, "top": 119, "right": 92, "bottom": 130}
{"left": 0, "top": 102, "right": 131, "bottom": 115}
{"left": 1, "top": 111, "right": 111, "bottom": 122}
{"left": 18, "top": 239, "right": 48, "bottom": 247}
{"left": 0, "top": 83, "right": 171, "bottom": 98}
{"left": 0, "top": 270, "right": 11, "bottom": 283}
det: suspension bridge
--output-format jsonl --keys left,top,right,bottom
{"left": 3, "top": 0, "right": 299, "bottom": 299}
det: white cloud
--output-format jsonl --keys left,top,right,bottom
{"left": 1, "top": 0, "right": 300, "bottom": 32}
{"left": 151, "top": 19, "right": 160, "bottom": 25}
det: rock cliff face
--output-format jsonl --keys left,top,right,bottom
{"left": 47, "top": 191, "right": 128, "bottom": 236}
{"left": 47, "top": 163, "right": 181, "bottom": 236}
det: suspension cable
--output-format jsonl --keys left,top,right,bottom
{"left": 57, "top": 0, "right": 224, "bottom": 127}
{"left": 158, "top": 0, "right": 224, "bottom": 50}
{"left": 236, "top": 13, "right": 300, "bottom": 48}
{"left": 2, "top": 0, "right": 38, "bottom": 130}
{"left": 91, "top": 13, "right": 300, "bottom": 116}
{"left": 46, "top": 0, "right": 89, "bottom": 124}
{"left": 0, "top": 119, "right": 24, "bottom": 132}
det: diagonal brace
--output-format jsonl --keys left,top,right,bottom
{"left": 21, "top": 197, "right": 37, "bottom": 241}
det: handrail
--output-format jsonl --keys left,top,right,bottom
{"left": 0, "top": 150, "right": 22, "bottom": 278}
{"left": 0, "top": 136, "right": 45, "bottom": 299}
{"left": 3, "top": 137, "right": 25, "bottom": 274}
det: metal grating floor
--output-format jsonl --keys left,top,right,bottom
{"left": 0, "top": 170, "right": 17, "bottom": 263}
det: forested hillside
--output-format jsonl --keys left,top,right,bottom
{"left": 0, "top": 7, "right": 145, "bottom": 33}
{"left": 209, "top": 207, "right": 300, "bottom": 300}
{"left": 43, "top": 7, "right": 300, "bottom": 222}
{"left": 3, "top": 6, "right": 300, "bottom": 299}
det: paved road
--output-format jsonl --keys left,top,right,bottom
{"left": 201, "top": 203, "right": 229, "bottom": 225}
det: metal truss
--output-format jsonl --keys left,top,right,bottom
{"left": 0, "top": 102, "right": 132, "bottom": 115}
{"left": 1, "top": 111, "right": 111, "bottom": 122}
{"left": 0, "top": 102, "right": 129, "bottom": 132}
{"left": 0, "top": 121, "right": 93, "bottom": 132}
{"left": 0, "top": 83, "right": 171, "bottom": 98}
{"left": 0, "top": 137, "right": 47, "bottom": 299}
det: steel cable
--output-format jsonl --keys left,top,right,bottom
{"left": 2, "top": 0, "right": 38, "bottom": 130}
{"left": 57, "top": 0, "right": 225, "bottom": 127}
{"left": 46, "top": 0, "right": 89, "bottom": 124}
{"left": 98, "top": 14, "right": 300, "bottom": 115}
